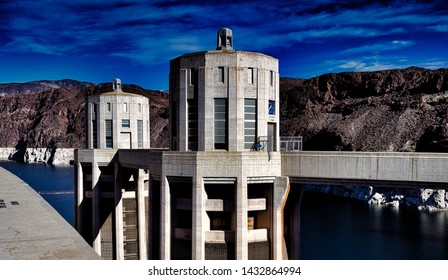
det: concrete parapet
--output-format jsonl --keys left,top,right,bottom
{"left": 206, "top": 199, "right": 234, "bottom": 211}
{"left": 248, "top": 198, "right": 266, "bottom": 211}
{"left": 248, "top": 229, "right": 268, "bottom": 242}
{"left": 282, "top": 151, "right": 448, "bottom": 187}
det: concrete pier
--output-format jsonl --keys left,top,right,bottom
{"left": 0, "top": 166, "right": 101, "bottom": 260}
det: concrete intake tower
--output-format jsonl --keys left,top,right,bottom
{"left": 75, "top": 28, "right": 294, "bottom": 260}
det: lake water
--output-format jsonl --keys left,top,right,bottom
{"left": 1, "top": 161, "right": 447, "bottom": 259}
{"left": 0, "top": 161, "right": 74, "bottom": 225}
{"left": 301, "top": 191, "right": 448, "bottom": 259}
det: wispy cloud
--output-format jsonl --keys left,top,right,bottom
{"left": 1, "top": 0, "right": 447, "bottom": 88}
{"left": 418, "top": 60, "right": 447, "bottom": 69}
{"left": 342, "top": 40, "right": 415, "bottom": 54}
{"left": 327, "top": 55, "right": 448, "bottom": 74}
{"left": 2, "top": 0, "right": 446, "bottom": 57}
{"left": 428, "top": 24, "right": 448, "bottom": 32}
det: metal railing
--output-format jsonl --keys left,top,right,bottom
{"left": 280, "top": 136, "right": 303, "bottom": 151}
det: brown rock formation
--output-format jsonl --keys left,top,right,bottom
{"left": 0, "top": 79, "right": 94, "bottom": 96}
{"left": 0, "top": 81, "right": 169, "bottom": 149}
{"left": 280, "top": 67, "right": 448, "bottom": 152}
{"left": 2, "top": 67, "right": 448, "bottom": 153}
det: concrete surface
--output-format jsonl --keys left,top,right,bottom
{"left": 282, "top": 151, "right": 448, "bottom": 188}
{"left": 0, "top": 166, "right": 101, "bottom": 260}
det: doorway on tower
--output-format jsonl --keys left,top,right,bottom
{"left": 169, "top": 177, "right": 193, "bottom": 259}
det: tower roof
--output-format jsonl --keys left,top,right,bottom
{"left": 101, "top": 78, "right": 140, "bottom": 97}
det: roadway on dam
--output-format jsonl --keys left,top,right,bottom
{"left": 0, "top": 166, "right": 101, "bottom": 260}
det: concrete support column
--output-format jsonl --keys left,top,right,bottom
{"left": 192, "top": 176, "right": 205, "bottom": 259}
{"left": 114, "top": 163, "right": 124, "bottom": 260}
{"left": 75, "top": 161, "right": 84, "bottom": 233}
{"left": 287, "top": 184, "right": 304, "bottom": 260}
{"left": 136, "top": 169, "right": 148, "bottom": 260}
{"left": 236, "top": 176, "right": 248, "bottom": 260}
{"left": 92, "top": 161, "right": 101, "bottom": 255}
{"left": 273, "top": 176, "right": 290, "bottom": 260}
{"left": 160, "top": 176, "right": 171, "bottom": 259}
{"left": 147, "top": 177, "right": 154, "bottom": 260}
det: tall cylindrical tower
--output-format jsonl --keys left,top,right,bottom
{"left": 86, "top": 78, "right": 150, "bottom": 149}
{"left": 169, "top": 28, "right": 279, "bottom": 152}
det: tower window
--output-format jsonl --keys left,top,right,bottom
{"left": 122, "top": 119, "right": 130, "bottom": 128}
{"left": 188, "top": 99, "right": 198, "bottom": 151}
{"left": 248, "top": 68, "right": 254, "bottom": 84}
{"left": 214, "top": 99, "right": 228, "bottom": 150}
{"left": 107, "top": 102, "right": 111, "bottom": 111}
{"left": 270, "top": 71, "right": 274, "bottom": 86}
{"left": 92, "top": 120, "right": 97, "bottom": 148}
{"left": 137, "top": 120, "right": 143, "bottom": 148}
{"left": 171, "top": 101, "right": 178, "bottom": 150}
{"left": 190, "top": 68, "right": 198, "bottom": 86}
{"left": 105, "top": 120, "right": 113, "bottom": 148}
{"left": 218, "top": 67, "right": 225, "bottom": 83}
{"left": 244, "top": 99, "right": 257, "bottom": 149}
{"left": 123, "top": 102, "right": 128, "bottom": 112}
{"left": 138, "top": 103, "right": 141, "bottom": 112}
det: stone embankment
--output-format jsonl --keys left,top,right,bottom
{"left": 306, "top": 185, "right": 448, "bottom": 211}
{"left": 0, "top": 148, "right": 74, "bottom": 165}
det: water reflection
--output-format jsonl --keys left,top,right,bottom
{"left": 301, "top": 191, "right": 448, "bottom": 259}
{"left": 0, "top": 161, "right": 74, "bottom": 225}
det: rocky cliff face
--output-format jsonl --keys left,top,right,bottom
{"left": 0, "top": 81, "right": 169, "bottom": 152}
{"left": 280, "top": 67, "right": 448, "bottom": 152}
{"left": 84, "top": 83, "right": 169, "bottom": 148}
{"left": 1, "top": 67, "right": 448, "bottom": 161}
{"left": 0, "top": 87, "right": 86, "bottom": 148}
{"left": 306, "top": 184, "right": 448, "bottom": 211}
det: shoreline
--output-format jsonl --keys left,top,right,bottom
{"left": 2, "top": 148, "right": 446, "bottom": 211}
{"left": 305, "top": 184, "right": 448, "bottom": 212}
{"left": 0, "top": 147, "right": 74, "bottom": 166}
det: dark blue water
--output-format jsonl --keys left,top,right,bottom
{"left": 1, "top": 161, "right": 448, "bottom": 259}
{"left": 0, "top": 161, "right": 74, "bottom": 225}
{"left": 301, "top": 192, "right": 448, "bottom": 259}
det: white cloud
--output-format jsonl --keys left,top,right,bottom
{"left": 429, "top": 24, "right": 448, "bottom": 32}
{"left": 419, "top": 60, "right": 447, "bottom": 69}
{"left": 338, "top": 61, "right": 367, "bottom": 70}
{"left": 327, "top": 55, "right": 447, "bottom": 74}
{"left": 342, "top": 40, "right": 414, "bottom": 54}
{"left": 327, "top": 56, "right": 406, "bottom": 73}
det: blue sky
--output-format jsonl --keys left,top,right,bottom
{"left": 1, "top": 0, "right": 447, "bottom": 90}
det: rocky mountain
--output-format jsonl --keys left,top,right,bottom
{"left": 0, "top": 81, "right": 169, "bottom": 149}
{"left": 0, "top": 87, "right": 85, "bottom": 148}
{"left": 1, "top": 67, "right": 448, "bottom": 154}
{"left": 0, "top": 79, "right": 94, "bottom": 96}
{"left": 84, "top": 83, "right": 169, "bottom": 148}
{"left": 280, "top": 67, "right": 448, "bottom": 152}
